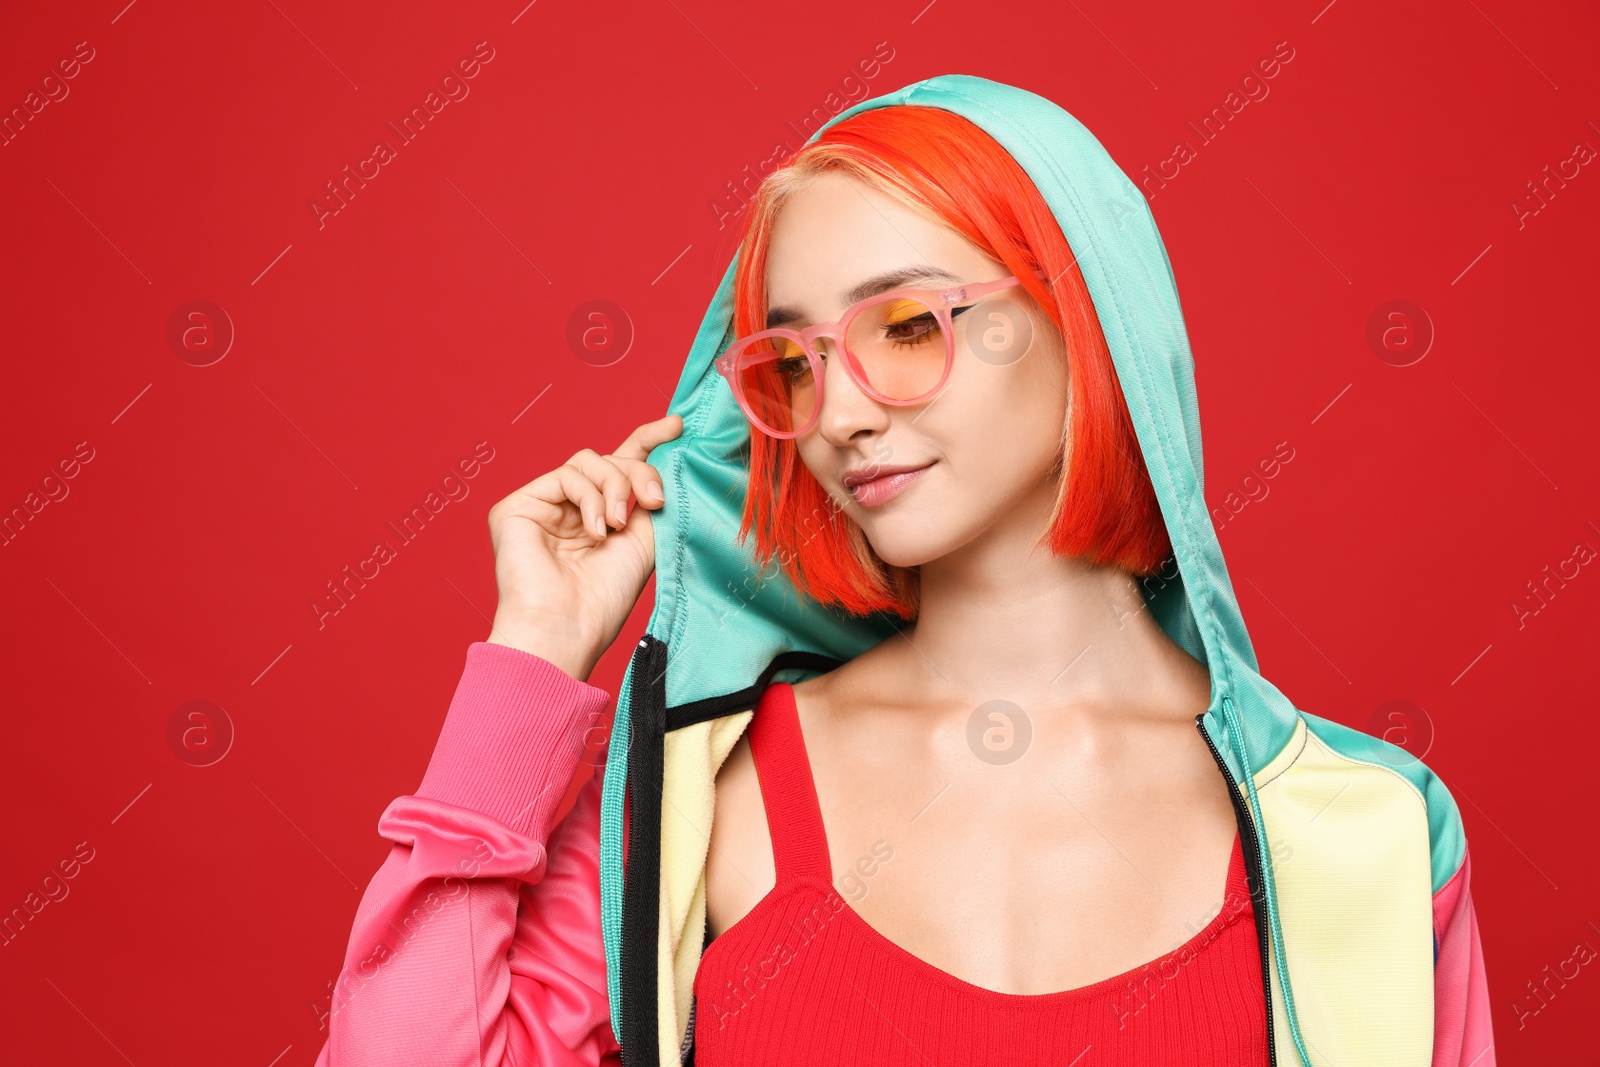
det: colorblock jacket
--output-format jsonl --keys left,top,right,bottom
{"left": 315, "top": 74, "right": 1495, "bottom": 1067}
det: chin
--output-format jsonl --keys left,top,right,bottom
{"left": 859, "top": 521, "right": 951, "bottom": 570}
{"left": 872, "top": 547, "right": 930, "bottom": 570}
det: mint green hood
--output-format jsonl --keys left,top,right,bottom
{"left": 599, "top": 72, "right": 1325, "bottom": 1065}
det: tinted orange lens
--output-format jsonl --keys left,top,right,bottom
{"left": 844, "top": 296, "right": 948, "bottom": 400}
{"left": 731, "top": 334, "right": 816, "bottom": 434}
{"left": 731, "top": 298, "right": 949, "bottom": 434}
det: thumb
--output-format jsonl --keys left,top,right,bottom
{"left": 616, "top": 413, "right": 684, "bottom": 462}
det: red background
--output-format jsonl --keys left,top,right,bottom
{"left": 2, "top": 0, "right": 1596, "bottom": 1062}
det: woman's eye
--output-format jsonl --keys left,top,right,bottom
{"left": 885, "top": 314, "right": 939, "bottom": 343}
{"left": 778, "top": 357, "right": 811, "bottom": 381}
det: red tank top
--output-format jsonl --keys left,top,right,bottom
{"left": 692, "top": 681, "right": 1269, "bottom": 1066}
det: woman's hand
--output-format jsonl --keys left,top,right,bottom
{"left": 485, "top": 414, "right": 683, "bottom": 681}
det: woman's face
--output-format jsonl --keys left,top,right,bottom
{"left": 765, "top": 171, "right": 1070, "bottom": 569}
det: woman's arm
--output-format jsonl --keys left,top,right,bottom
{"left": 1432, "top": 845, "right": 1495, "bottom": 1066}
{"left": 313, "top": 640, "right": 622, "bottom": 1067}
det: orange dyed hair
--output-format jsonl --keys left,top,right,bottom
{"left": 731, "top": 105, "right": 1171, "bottom": 619}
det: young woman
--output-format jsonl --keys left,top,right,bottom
{"left": 315, "top": 75, "right": 1493, "bottom": 1067}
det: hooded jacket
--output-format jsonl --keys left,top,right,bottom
{"left": 313, "top": 72, "right": 1494, "bottom": 1067}
{"left": 596, "top": 74, "right": 1496, "bottom": 1067}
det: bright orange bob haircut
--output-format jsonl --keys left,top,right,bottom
{"left": 731, "top": 105, "right": 1171, "bottom": 620}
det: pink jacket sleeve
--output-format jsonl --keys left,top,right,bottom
{"left": 313, "top": 641, "right": 623, "bottom": 1067}
{"left": 1432, "top": 845, "right": 1495, "bottom": 1066}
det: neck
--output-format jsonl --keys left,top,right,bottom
{"left": 896, "top": 491, "right": 1206, "bottom": 721}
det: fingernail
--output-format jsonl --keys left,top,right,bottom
{"left": 646, "top": 480, "right": 663, "bottom": 502}
{"left": 611, "top": 501, "right": 626, "bottom": 525}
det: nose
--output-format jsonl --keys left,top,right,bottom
{"left": 811, "top": 338, "right": 891, "bottom": 446}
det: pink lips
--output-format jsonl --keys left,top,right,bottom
{"left": 847, "top": 462, "right": 934, "bottom": 507}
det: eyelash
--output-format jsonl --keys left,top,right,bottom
{"left": 773, "top": 304, "right": 975, "bottom": 381}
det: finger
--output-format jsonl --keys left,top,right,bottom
{"left": 604, "top": 454, "right": 667, "bottom": 509}
{"left": 622, "top": 490, "right": 658, "bottom": 540}
{"left": 612, "top": 414, "right": 683, "bottom": 463}
{"left": 536, "top": 463, "right": 608, "bottom": 540}
{"left": 499, "top": 460, "right": 607, "bottom": 540}
{"left": 493, "top": 465, "right": 596, "bottom": 539}
{"left": 563, "top": 450, "right": 634, "bottom": 533}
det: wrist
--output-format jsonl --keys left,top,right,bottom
{"left": 486, "top": 615, "right": 602, "bottom": 683}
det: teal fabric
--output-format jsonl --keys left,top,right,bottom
{"left": 595, "top": 72, "right": 1464, "bottom": 1064}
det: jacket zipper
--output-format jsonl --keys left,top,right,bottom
{"left": 1196, "top": 714, "right": 1278, "bottom": 1066}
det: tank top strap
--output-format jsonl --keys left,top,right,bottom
{"left": 746, "top": 681, "right": 833, "bottom": 884}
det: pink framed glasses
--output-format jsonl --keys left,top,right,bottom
{"left": 715, "top": 269, "right": 1048, "bottom": 439}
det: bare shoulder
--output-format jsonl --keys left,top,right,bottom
{"left": 789, "top": 644, "right": 909, "bottom": 723}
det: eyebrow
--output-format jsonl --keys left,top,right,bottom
{"left": 764, "top": 265, "right": 965, "bottom": 330}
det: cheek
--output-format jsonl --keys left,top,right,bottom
{"left": 794, "top": 439, "right": 838, "bottom": 497}
{"left": 1007, "top": 335, "right": 1070, "bottom": 446}
{"left": 941, "top": 357, "right": 1068, "bottom": 500}
{"left": 948, "top": 353, "right": 1064, "bottom": 455}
